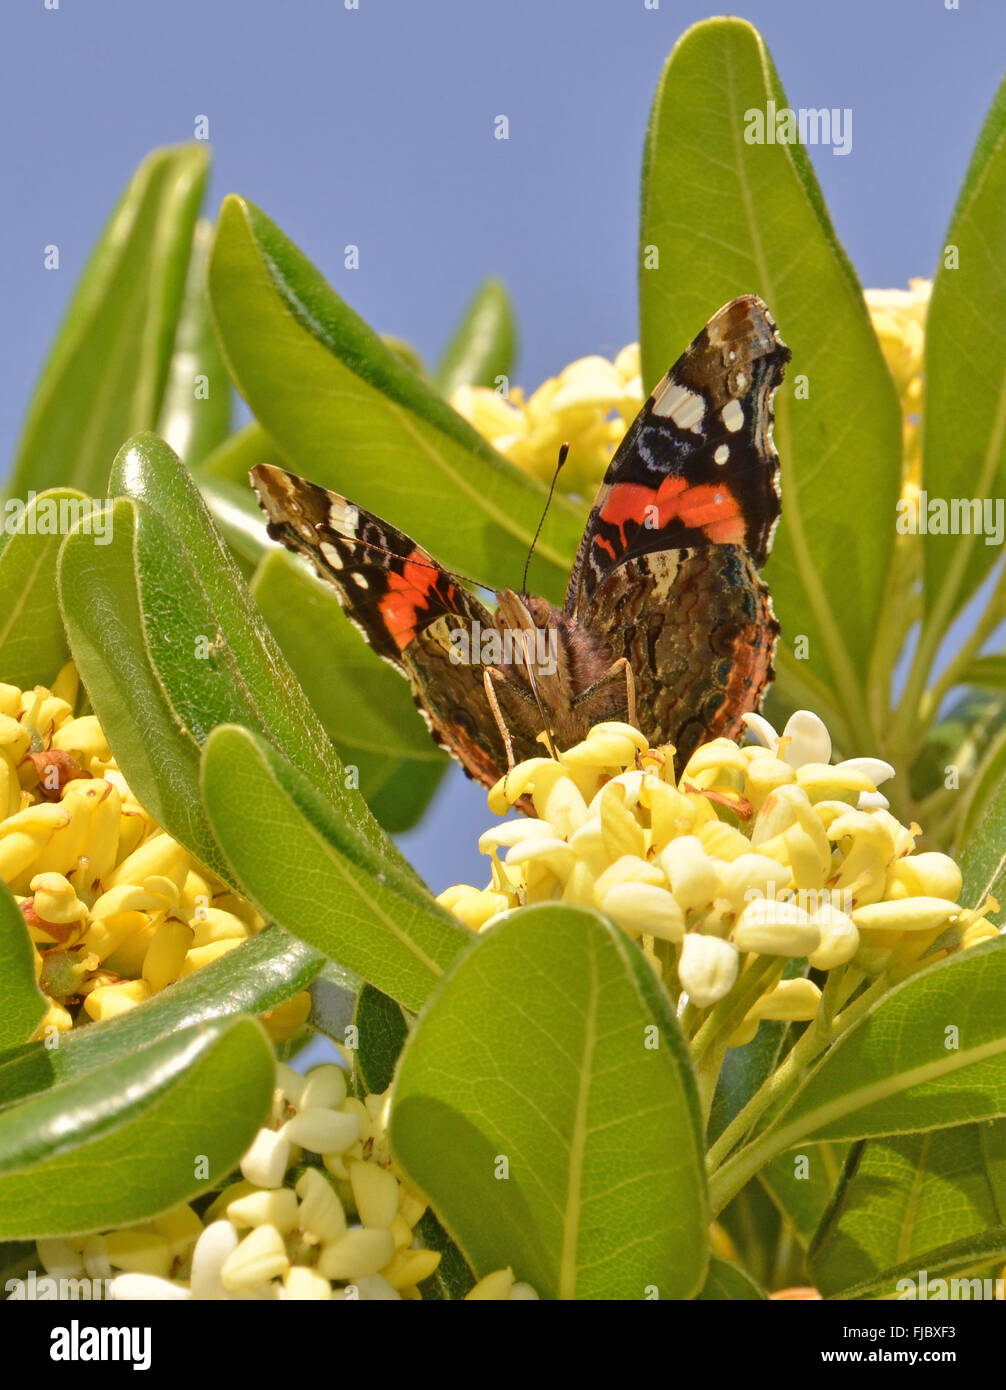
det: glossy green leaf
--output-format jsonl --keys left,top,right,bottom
{"left": 0, "top": 883, "right": 46, "bottom": 1051}
{"left": 811, "top": 1124, "right": 1006, "bottom": 1297}
{"left": 717, "top": 1178, "right": 782, "bottom": 1291}
{"left": 696, "top": 1256, "right": 767, "bottom": 1300}
{"left": 208, "top": 195, "right": 582, "bottom": 603}
{"left": 202, "top": 724, "right": 468, "bottom": 1013}
{"left": 922, "top": 70, "right": 1006, "bottom": 626}
{"left": 712, "top": 941, "right": 1006, "bottom": 1214}
{"left": 157, "top": 220, "right": 231, "bottom": 467}
{"left": 0, "top": 926, "right": 319, "bottom": 1106}
{"left": 391, "top": 905, "right": 708, "bottom": 1300}
{"left": 0, "top": 1016, "right": 274, "bottom": 1238}
{"left": 435, "top": 278, "right": 518, "bottom": 396}
{"left": 109, "top": 434, "right": 356, "bottom": 819}
{"left": 352, "top": 985, "right": 409, "bottom": 1098}
{"left": 0, "top": 490, "right": 91, "bottom": 688}
{"left": 639, "top": 18, "right": 901, "bottom": 710}
{"left": 251, "top": 550, "right": 445, "bottom": 832}
{"left": 58, "top": 497, "right": 223, "bottom": 874}
{"left": 197, "top": 420, "right": 282, "bottom": 485}
{"left": 9, "top": 145, "right": 207, "bottom": 498}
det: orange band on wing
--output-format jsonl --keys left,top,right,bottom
{"left": 378, "top": 550, "right": 444, "bottom": 650}
{"left": 598, "top": 477, "right": 744, "bottom": 545}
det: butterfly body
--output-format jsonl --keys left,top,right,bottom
{"left": 252, "top": 294, "right": 789, "bottom": 787}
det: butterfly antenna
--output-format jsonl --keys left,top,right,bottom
{"left": 521, "top": 442, "right": 568, "bottom": 596}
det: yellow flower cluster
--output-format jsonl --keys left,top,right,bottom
{"left": 36, "top": 1061, "right": 537, "bottom": 1302}
{"left": 864, "top": 278, "right": 930, "bottom": 496}
{"left": 439, "top": 712, "right": 995, "bottom": 1043}
{"left": 450, "top": 344, "right": 642, "bottom": 498}
{"left": 5, "top": 665, "right": 307, "bottom": 1041}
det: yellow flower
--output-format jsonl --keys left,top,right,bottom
{"left": 451, "top": 345, "right": 643, "bottom": 499}
{"left": 864, "top": 278, "right": 930, "bottom": 499}
{"left": 1, "top": 665, "right": 291, "bottom": 1036}
{"left": 41, "top": 1060, "right": 534, "bottom": 1303}
{"left": 437, "top": 712, "right": 989, "bottom": 1042}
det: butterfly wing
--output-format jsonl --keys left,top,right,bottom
{"left": 565, "top": 294, "right": 789, "bottom": 615}
{"left": 251, "top": 464, "right": 517, "bottom": 786}
{"left": 563, "top": 296, "right": 790, "bottom": 765}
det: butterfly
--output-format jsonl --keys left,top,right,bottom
{"left": 252, "top": 294, "right": 790, "bottom": 791}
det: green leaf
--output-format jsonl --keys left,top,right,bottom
{"left": 0, "top": 883, "right": 46, "bottom": 1050}
{"left": 9, "top": 145, "right": 208, "bottom": 498}
{"left": 639, "top": 18, "right": 901, "bottom": 712}
{"left": 0, "top": 925, "right": 320, "bottom": 1105}
{"left": 961, "top": 655, "right": 1006, "bottom": 690}
{"left": 414, "top": 1207, "right": 476, "bottom": 1300}
{"left": 157, "top": 220, "right": 231, "bottom": 467}
{"left": 0, "top": 1016, "right": 274, "bottom": 1238}
{"left": 954, "top": 718, "right": 1006, "bottom": 862}
{"left": 712, "top": 941, "right": 1006, "bottom": 1214}
{"left": 708, "top": 1022, "right": 789, "bottom": 1146}
{"left": 819, "top": 1226, "right": 1006, "bottom": 1301}
{"left": 197, "top": 420, "right": 283, "bottom": 485}
{"left": 199, "top": 474, "right": 276, "bottom": 570}
{"left": 959, "top": 762, "right": 1006, "bottom": 908}
{"left": 0, "top": 490, "right": 91, "bottom": 687}
{"left": 811, "top": 1124, "right": 1006, "bottom": 1297}
{"left": 352, "top": 985, "right": 409, "bottom": 1097}
{"left": 758, "top": 1142, "right": 850, "bottom": 1247}
{"left": 208, "top": 195, "right": 582, "bottom": 603}
{"left": 202, "top": 724, "right": 468, "bottom": 1013}
{"left": 251, "top": 549, "right": 445, "bottom": 832}
{"left": 58, "top": 498, "right": 224, "bottom": 874}
{"left": 717, "top": 1178, "right": 782, "bottom": 1290}
{"left": 922, "top": 70, "right": 1006, "bottom": 626}
{"left": 391, "top": 905, "right": 709, "bottom": 1300}
{"left": 696, "top": 1256, "right": 767, "bottom": 1300}
{"left": 435, "top": 278, "right": 518, "bottom": 396}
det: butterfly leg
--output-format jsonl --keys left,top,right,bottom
{"left": 483, "top": 666, "right": 519, "bottom": 776}
{"left": 571, "top": 656, "right": 637, "bottom": 729}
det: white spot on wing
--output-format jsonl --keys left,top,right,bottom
{"left": 652, "top": 380, "right": 705, "bottom": 432}
{"left": 320, "top": 541, "right": 345, "bottom": 570}
{"left": 351, "top": 572, "right": 369, "bottom": 589}
{"left": 328, "top": 500, "right": 359, "bottom": 533}
{"left": 714, "top": 444, "right": 729, "bottom": 465}
{"left": 721, "top": 399, "right": 744, "bottom": 433}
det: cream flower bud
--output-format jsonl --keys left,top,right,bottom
{"left": 478, "top": 820, "right": 555, "bottom": 854}
{"left": 732, "top": 899, "right": 820, "bottom": 957}
{"left": 317, "top": 1227, "right": 396, "bottom": 1281}
{"left": 659, "top": 835, "right": 719, "bottom": 912}
{"left": 679, "top": 933, "right": 739, "bottom": 1007}
{"left": 29, "top": 872, "right": 87, "bottom": 925}
{"left": 466, "top": 1267, "right": 516, "bottom": 1300}
{"left": 380, "top": 1248, "right": 443, "bottom": 1290}
{"left": 104, "top": 1230, "right": 173, "bottom": 1277}
{"left": 746, "top": 977, "right": 822, "bottom": 1022}
{"left": 887, "top": 852, "right": 963, "bottom": 903}
{"left": 110, "top": 1274, "right": 191, "bottom": 1300}
{"left": 352, "top": 1274, "right": 402, "bottom": 1301}
{"left": 283, "top": 1108, "right": 360, "bottom": 1155}
{"left": 598, "top": 786, "right": 648, "bottom": 859}
{"left": 189, "top": 1221, "right": 240, "bottom": 1300}
{"left": 852, "top": 897, "right": 957, "bottom": 933}
{"left": 599, "top": 882, "right": 686, "bottom": 941}
{"left": 240, "top": 1127, "right": 292, "bottom": 1189}
{"left": 220, "top": 1224, "right": 289, "bottom": 1291}
{"left": 593, "top": 854, "right": 664, "bottom": 900}
{"left": 807, "top": 903, "right": 859, "bottom": 969}
{"left": 282, "top": 1267, "right": 332, "bottom": 1300}
{"left": 349, "top": 1159, "right": 400, "bottom": 1229}
{"left": 717, "top": 855, "right": 791, "bottom": 914}
{"left": 300, "top": 1064, "right": 348, "bottom": 1111}
{"left": 510, "top": 1281, "right": 540, "bottom": 1299}
{"left": 227, "top": 1187, "right": 300, "bottom": 1235}
{"left": 296, "top": 1167, "right": 347, "bottom": 1243}
{"left": 780, "top": 711, "right": 832, "bottom": 768}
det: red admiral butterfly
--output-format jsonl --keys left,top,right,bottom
{"left": 252, "top": 294, "right": 789, "bottom": 789}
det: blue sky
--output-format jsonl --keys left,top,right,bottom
{"left": 2, "top": 0, "right": 1005, "bottom": 889}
